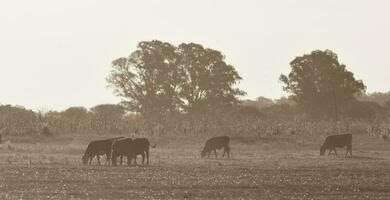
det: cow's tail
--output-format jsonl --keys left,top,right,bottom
{"left": 146, "top": 139, "right": 157, "bottom": 148}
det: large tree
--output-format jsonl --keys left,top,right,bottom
{"left": 279, "top": 50, "right": 366, "bottom": 120}
{"left": 107, "top": 40, "right": 183, "bottom": 119}
{"left": 177, "top": 43, "right": 245, "bottom": 112}
{"left": 107, "top": 41, "right": 245, "bottom": 118}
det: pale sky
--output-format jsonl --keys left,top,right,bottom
{"left": 0, "top": 0, "right": 389, "bottom": 111}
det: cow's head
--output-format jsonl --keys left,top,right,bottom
{"left": 320, "top": 145, "right": 326, "bottom": 156}
{"left": 201, "top": 149, "right": 207, "bottom": 158}
{"left": 82, "top": 154, "right": 89, "bottom": 165}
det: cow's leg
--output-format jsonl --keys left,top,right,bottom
{"left": 106, "top": 153, "right": 110, "bottom": 166}
{"left": 132, "top": 155, "right": 136, "bottom": 165}
{"left": 141, "top": 152, "right": 146, "bottom": 165}
{"left": 222, "top": 147, "right": 226, "bottom": 157}
{"left": 146, "top": 149, "right": 150, "bottom": 165}
{"left": 112, "top": 152, "right": 118, "bottom": 166}
{"left": 127, "top": 155, "right": 131, "bottom": 166}
{"left": 97, "top": 155, "right": 101, "bottom": 165}
{"left": 333, "top": 148, "right": 338, "bottom": 155}
{"left": 89, "top": 156, "right": 93, "bottom": 165}
{"left": 347, "top": 144, "right": 352, "bottom": 156}
{"left": 226, "top": 146, "right": 230, "bottom": 158}
{"left": 350, "top": 145, "right": 352, "bottom": 156}
{"left": 228, "top": 147, "right": 230, "bottom": 158}
{"left": 119, "top": 155, "right": 123, "bottom": 165}
{"left": 141, "top": 152, "right": 145, "bottom": 165}
{"left": 328, "top": 148, "right": 332, "bottom": 155}
{"left": 213, "top": 149, "right": 217, "bottom": 158}
{"left": 112, "top": 154, "right": 117, "bottom": 166}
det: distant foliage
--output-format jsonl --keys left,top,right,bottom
{"left": 280, "top": 50, "right": 366, "bottom": 120}
{"left": 342, "top": 101, "right": 387, "bottom": 120}
{"left": 0, "top": 105, "right": 39, "bottom": 135}
{"left": 0, "top": 104, "right": 137, "bottom": 136}
{"left": 59, "top": 107, "right": 89, "bottom": 133}
{"left": 177, "top": 43, "right": 245, "bottom": 113}
{"left": 107, "top": 41, "right": 180, "bottom": 119}
{"left": 1, "top": 46, "right": 389, "bottom": 137}
{"left": 41, "top": 126, "right": 52, "bottom": 137}
{"left": 241, "top": 96, "right": 275, "bottom": 110}
{"left": 358, "top": 92, "right": 390, "bottom": 106}
{"left": 90, "top": 104, "right": 126, "bottom": 134}
{"left": 107, "top": 40, "right": 245, "bottom": 119}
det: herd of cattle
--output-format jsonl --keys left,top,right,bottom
{"left": 82, "top": 134, "right": 353, "bottom": 166}
{"left": 82, "top": 137, "right": 154, "bottom": 165}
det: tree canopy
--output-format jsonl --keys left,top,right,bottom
{"left": 280, "top": 50, "right": 366, "bottom": 120}
{"left": 90, "top": 104, "right": 125, "bottom": 120}
{"left": 107, "top": 41, "right": 180, "bottom": 119}
{"left": 177, "top": 43, "right": 245, "bottom": 112}
{"left": 107, "top": 40, "right": 245, "bottom": 118}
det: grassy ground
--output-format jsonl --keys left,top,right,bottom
{"left": 1, "top": 133, "right": 390, "bottom": 199}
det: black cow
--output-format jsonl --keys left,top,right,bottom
{"left": 111, "top": 138, "right": 133, "bottom": 166}
{"left": 201, "top": 136, "right": 230, "bottom": 158}
{"left": 111, "top": 138, "right": 155, "bottom": 166}
{"left": 130, "top": 138, "right": 156, "bottom": 165}
{"left": 320, "top": 134, "right": 352, "bottom": 156}
{"left": 82, "top": 137, "right": 124, "bottom": 165}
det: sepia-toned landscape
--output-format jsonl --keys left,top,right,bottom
{"left": 1, "top": 1, "right": 390, "bottom": 199}
{"left": 2, "top": 132, "right": 390, "bottom": 199}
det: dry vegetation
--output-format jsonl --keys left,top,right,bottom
{"left": 1, "top": 129, "right": 390, "bottom": 199}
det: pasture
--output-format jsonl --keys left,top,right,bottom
{"left": 1, "top": 133, "right": 390, "bottom": 199}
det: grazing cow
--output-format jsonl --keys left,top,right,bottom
{"left": 201, "top": 136, "right": 230, "bottom": 158}
{"left": 320, "top": 134, "right": 352, "bottom": 156}
{"left": 82, "top": 137, "right": 124, "bottom": 165}
{"left": 111, "top": 138, "right": 155, "bottom": 166}
{"left": 129, "top": 138, "right": 156, "bottom": 165}
{"left": 111, "top": 138, "right": 133, "bottom": 166}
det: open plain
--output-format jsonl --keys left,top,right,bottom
{"left": 1, "top": 133, "right": 390, "bottom": 199}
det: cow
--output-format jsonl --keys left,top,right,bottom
{"left": 201, "top": 136, "right": 230, "bottom": 158}
{"left": 111, "top": 138, "right": 133, "bottom": 166}
{"left": 82, "top": 137, "right": 124, "bottom": 165}
{"left": 320, "top": 134, "right": 352, "bottom": 156}
{"left": 129, "top": 138, "right": 156, "bottom": 165}
{"left": 111, "top": 138, "right": 155, "bottom": 166}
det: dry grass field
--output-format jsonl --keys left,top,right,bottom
{"left": 1, "top": 133, "right": 390, "bottom": 199}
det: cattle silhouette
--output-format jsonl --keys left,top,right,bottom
{"left": 82, "top": 137, "right": 124, "bottom": 165}
{"left": 201, "top": 136, "right": 230, "bottom": 158}
{"left": 111, "top": 138, "right": 155, "bottom": 166}
{"left": 320, "top": 134, "right": 352, "bottom": 156}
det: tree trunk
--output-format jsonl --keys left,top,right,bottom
{"left": 332, "top": 85, "right": 339, "bottom": 121}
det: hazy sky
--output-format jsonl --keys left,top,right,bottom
{"left": 1, "top": 0, "right": 389, "bottom": 111}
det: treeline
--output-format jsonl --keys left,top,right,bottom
{"left": 0, "top": 103, "right": 265, "bottom": 137}
{"left": 1, "top": 92, "right": 389, "bottom": 137}
{"left": 1, "top": 41, "right": 390, "bottom": 137}
{"left": 242, "top": 95, "right": 390, "bottom": 121}
{"left": 358, "top": 92, "right": 390, "bottom": 106}
{"left": 0, "top": 104, "right": 136, "bottom": 136}
{"left": 107, "top": 43, "right": 389, "bottom": 122}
